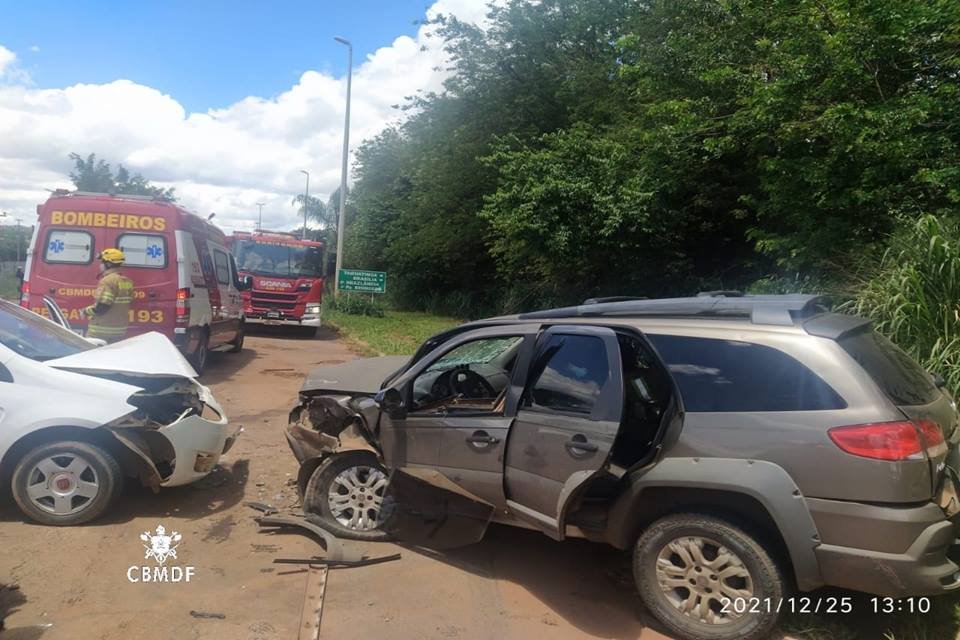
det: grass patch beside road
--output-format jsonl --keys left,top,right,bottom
{"left": 323, "top": 308, "right": 461, "bottom": 356}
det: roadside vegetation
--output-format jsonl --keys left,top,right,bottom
{"left": 323, "top": 304, "right": 459, "bottom": 356}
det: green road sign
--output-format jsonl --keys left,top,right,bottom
{"left": 338, "top": 268, "right": 387, "bottom": 293}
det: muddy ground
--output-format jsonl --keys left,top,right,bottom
{"left": 0, "top": 329, "right": 671, "bottom": 640}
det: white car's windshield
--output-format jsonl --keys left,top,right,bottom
{"left": 0, "top": 300, "right": 95, "bottom": 361}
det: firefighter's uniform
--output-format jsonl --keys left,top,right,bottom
{"left": 85, "top": 249, "right": 134, "bottom": 343}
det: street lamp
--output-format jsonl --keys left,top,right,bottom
{"left": 256, "top": 202, "right": 265, "bottom": 231}
{"left": 334, "top": 36, "right": 353, "bottom": 294}
{"left": 299, "top": 170, "right": 310, "bottom": 240}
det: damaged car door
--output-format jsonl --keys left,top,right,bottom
{"left": 378, "top": 324, "right": 540, "bottom": 548}
{"left": 504, "top": 325, "right": 624, "bottom": 540}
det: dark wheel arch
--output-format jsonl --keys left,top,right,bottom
{"left": 604, "top": 458, "right": 821, "bottom": 592}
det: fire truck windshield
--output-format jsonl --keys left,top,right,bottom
{"left": 234, "top": 240, "right": 323, "bottom": 278}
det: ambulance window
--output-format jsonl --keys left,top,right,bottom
{"left": 117, "top": 233, "right": 167, "bottom": 268}
{"left": 43, "top": 230, "right": 93, "bottom": 264}
{"left": 213, "top": 250, "right": 230, "bottom": 284}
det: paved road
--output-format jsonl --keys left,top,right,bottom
{"left": 0, "top": 329, "right": 672, "bottom": 640}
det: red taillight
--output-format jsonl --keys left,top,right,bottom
{"left": 916, "top": 419, "right": 948, "bottom": 458}
{"left": 829, "top": 421, "right": 925, "bottom": 461}
{"left": 19, "top": 281, "right": 30, "bottom": 308}
{"left": 176, "top": 287, "right": 190, "bottom": 322}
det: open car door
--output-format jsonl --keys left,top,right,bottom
{"left": 378, "top": 324, "right": 541, "bottom": 549}
{"left": 42, "top": 295, "right": 72, "bottom": 331}
{"left": 504, "top": 325, "right": 624, "bottom": 539}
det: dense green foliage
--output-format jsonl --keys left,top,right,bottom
{"left": 327, "top": 292, "right": 386, "bottom": 318}
{"left": 69, "top": 153, "right": 176, "bottom": 200}
{"left": 346, "top": 0, "right": 960, "bottom": 316}
{"left": 844, "top": 215, "right": 960, "bottom": 391}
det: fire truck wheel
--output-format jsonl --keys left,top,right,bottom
{"left": 228, "top": 323, "right": 244, "bottom": 353}
{"left": 299, "top": 326, "right": 318, "bottom": 339}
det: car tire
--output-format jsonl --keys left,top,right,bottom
{"left": 303, "top": 452, "right": 391, "bottom": 541}
{"left": 633, "top": 512, "right": 784, "bottom": 640}
{"left": 10, "top": 440, "right": 123, "bottom": 526}
{"left": 190, "top": 330, "right": 209, "bottom": 374}
{"left": 228, "top": 323, "right": 245, "bottom": 353}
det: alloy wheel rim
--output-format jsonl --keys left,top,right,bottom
{"left": 654, "top": 535, "right": 754, "bottom": 625}
{"left": 26, "top": 454, "right": 100, "bottom": 515}
{"left": 327, "top": 465, "right": 387, "bottom": 531}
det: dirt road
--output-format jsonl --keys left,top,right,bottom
{"left": 0, "top": 329, "right": 669, "bottom": 640}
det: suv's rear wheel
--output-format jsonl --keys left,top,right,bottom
{"left": 633, "top": 513, "right": 784, "bottom": 640}
{"left": 303, "top": 452, "right": 391, "bottom": 541}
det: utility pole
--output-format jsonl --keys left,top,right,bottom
{"left": 15, "top": 218, "right": 22, "bottom": 264}
{"left": 299, "top": 170, "right": 310, "bottom": 240}
{"left": 256, "top": 202, "right": 265, "bottom": 231}
{"left": 334, "top": 36, "right": 353, "bottom": 294}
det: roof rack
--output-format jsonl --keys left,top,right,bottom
{"left": 518, "top": 294, "right": 829, "bottom": 327}
{"left": 583, "top": 296, "right": 648, "bottom": 305}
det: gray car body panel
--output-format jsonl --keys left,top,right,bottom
{"left": 287, "top": 303, "right": 960, "bottom": 597}
{"left": 300, "top": 356, "right": 411, "bottom": 396}
{"left": 604, "top": 457, "right": 824, "bottom": 592}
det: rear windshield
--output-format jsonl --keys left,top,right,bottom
{"left": 839, "top": 329, "right": 939, "bottom": 406}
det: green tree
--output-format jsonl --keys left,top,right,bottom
{"left": 68, "top": 153, "right": 176, "bottom": 200}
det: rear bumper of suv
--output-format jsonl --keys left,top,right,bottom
{"left": 809, "top": 496, "right": 960, "bottom": 596}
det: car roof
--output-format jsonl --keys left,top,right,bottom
{"left": 460, "top": 294, "right": 871, "bottom": 341}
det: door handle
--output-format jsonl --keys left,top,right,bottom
{"left": 466, "top": 431, "right": 500, "bottom": 448}
{"left": 565, "top": 434, "right": 598, "bottom": 456}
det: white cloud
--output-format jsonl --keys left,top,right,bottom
{"left": 0, "top": 1, "right": 494, "bottom": 231}
{"left": 29, "top": 45, "right": 40, "bottom": 53}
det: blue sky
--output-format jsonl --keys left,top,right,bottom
{"left": 0, "top": 0, "right": 430, "bottom": 112}
{"left": 0, "top": 0, "right": 489, "bottom": 230}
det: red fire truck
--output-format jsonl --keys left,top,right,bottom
{"left": 229, "top": 231, "right": 325, "bottom": 336}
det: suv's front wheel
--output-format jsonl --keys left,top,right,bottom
{"left": 633, "top": 513, "right": 784, "bottom": 640}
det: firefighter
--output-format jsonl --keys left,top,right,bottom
{"left": 83, "top": 248, "right": 134, "bottom": 343}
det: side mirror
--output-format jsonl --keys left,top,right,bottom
{"left": 15, "top": 266, "right": 23, "bottom": 281}
{"left": 239, "top": 275, "right": 253, "bottom": 291}
{"left": 933, "top": 373, "right": 948, "bottom": 389}
{"left": 375, "top": 387, "right": 407, "bottom": 420}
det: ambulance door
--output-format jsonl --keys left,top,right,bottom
{"left": 116, "top": 231, "right": 173, "bottom": 336}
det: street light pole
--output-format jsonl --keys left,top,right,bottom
{"left": 15, "top": 218, "right": 21, "bottom": 264}
{"left": 299, "top": 170, "right": 310, "bottom": 240}
{"left": 334, "top": 36, "right": 353, "bottom": 294}
{"left": 256, "top": 202, "right": 265, "bottom": 231}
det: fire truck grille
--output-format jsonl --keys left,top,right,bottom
{"left": 251, "top": 291, "right": 298, "bottom": 311}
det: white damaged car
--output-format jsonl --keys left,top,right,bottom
{"left": 0, "top": 298, "right": 239, "bottom": 525}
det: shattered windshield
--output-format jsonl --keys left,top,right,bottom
{"left": 234, "top": 240, "right": 323, "bottom": 278}
{"left": 0, "top": 300, "right": 94, "bottom": 361}
{"left": 426, "top": 336, "right": 521, "bottom": 372}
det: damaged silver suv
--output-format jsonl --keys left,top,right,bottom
{"left": 286, "top": 293, "right": 960, "bottom": 640}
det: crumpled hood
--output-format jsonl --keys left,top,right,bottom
{"left": 300, "top": 356, "right": 410, "bottom": 396}
{"left": 45, "top": 331, "right": 198, "bottom": 379}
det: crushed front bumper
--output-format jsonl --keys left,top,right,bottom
{"left": 111, "top": 384, "right": 240, "bottom": 488}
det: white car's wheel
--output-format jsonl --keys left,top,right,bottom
{"left": 11, "top": 441, "right": 123, "bottom": 526}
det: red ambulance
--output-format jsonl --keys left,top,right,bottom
{"left": 229, "top": 231, "right": 324, "bottom": 336}
{"left": 20, "top": 191, "right": 251, "bottom": 373}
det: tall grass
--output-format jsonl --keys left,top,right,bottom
{"left": 842, "top": 215, "right": 960, "bottom": 393}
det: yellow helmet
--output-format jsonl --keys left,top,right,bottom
{"left": 99, "top": 248, "right": 125, "bottom": 265}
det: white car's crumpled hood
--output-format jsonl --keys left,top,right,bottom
{"left": 45, "top": 331, "right": 198, "bottom": 379}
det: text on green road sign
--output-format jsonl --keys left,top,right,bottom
{"left": 338, "top": 269, "right": 387, "bottom": 293}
